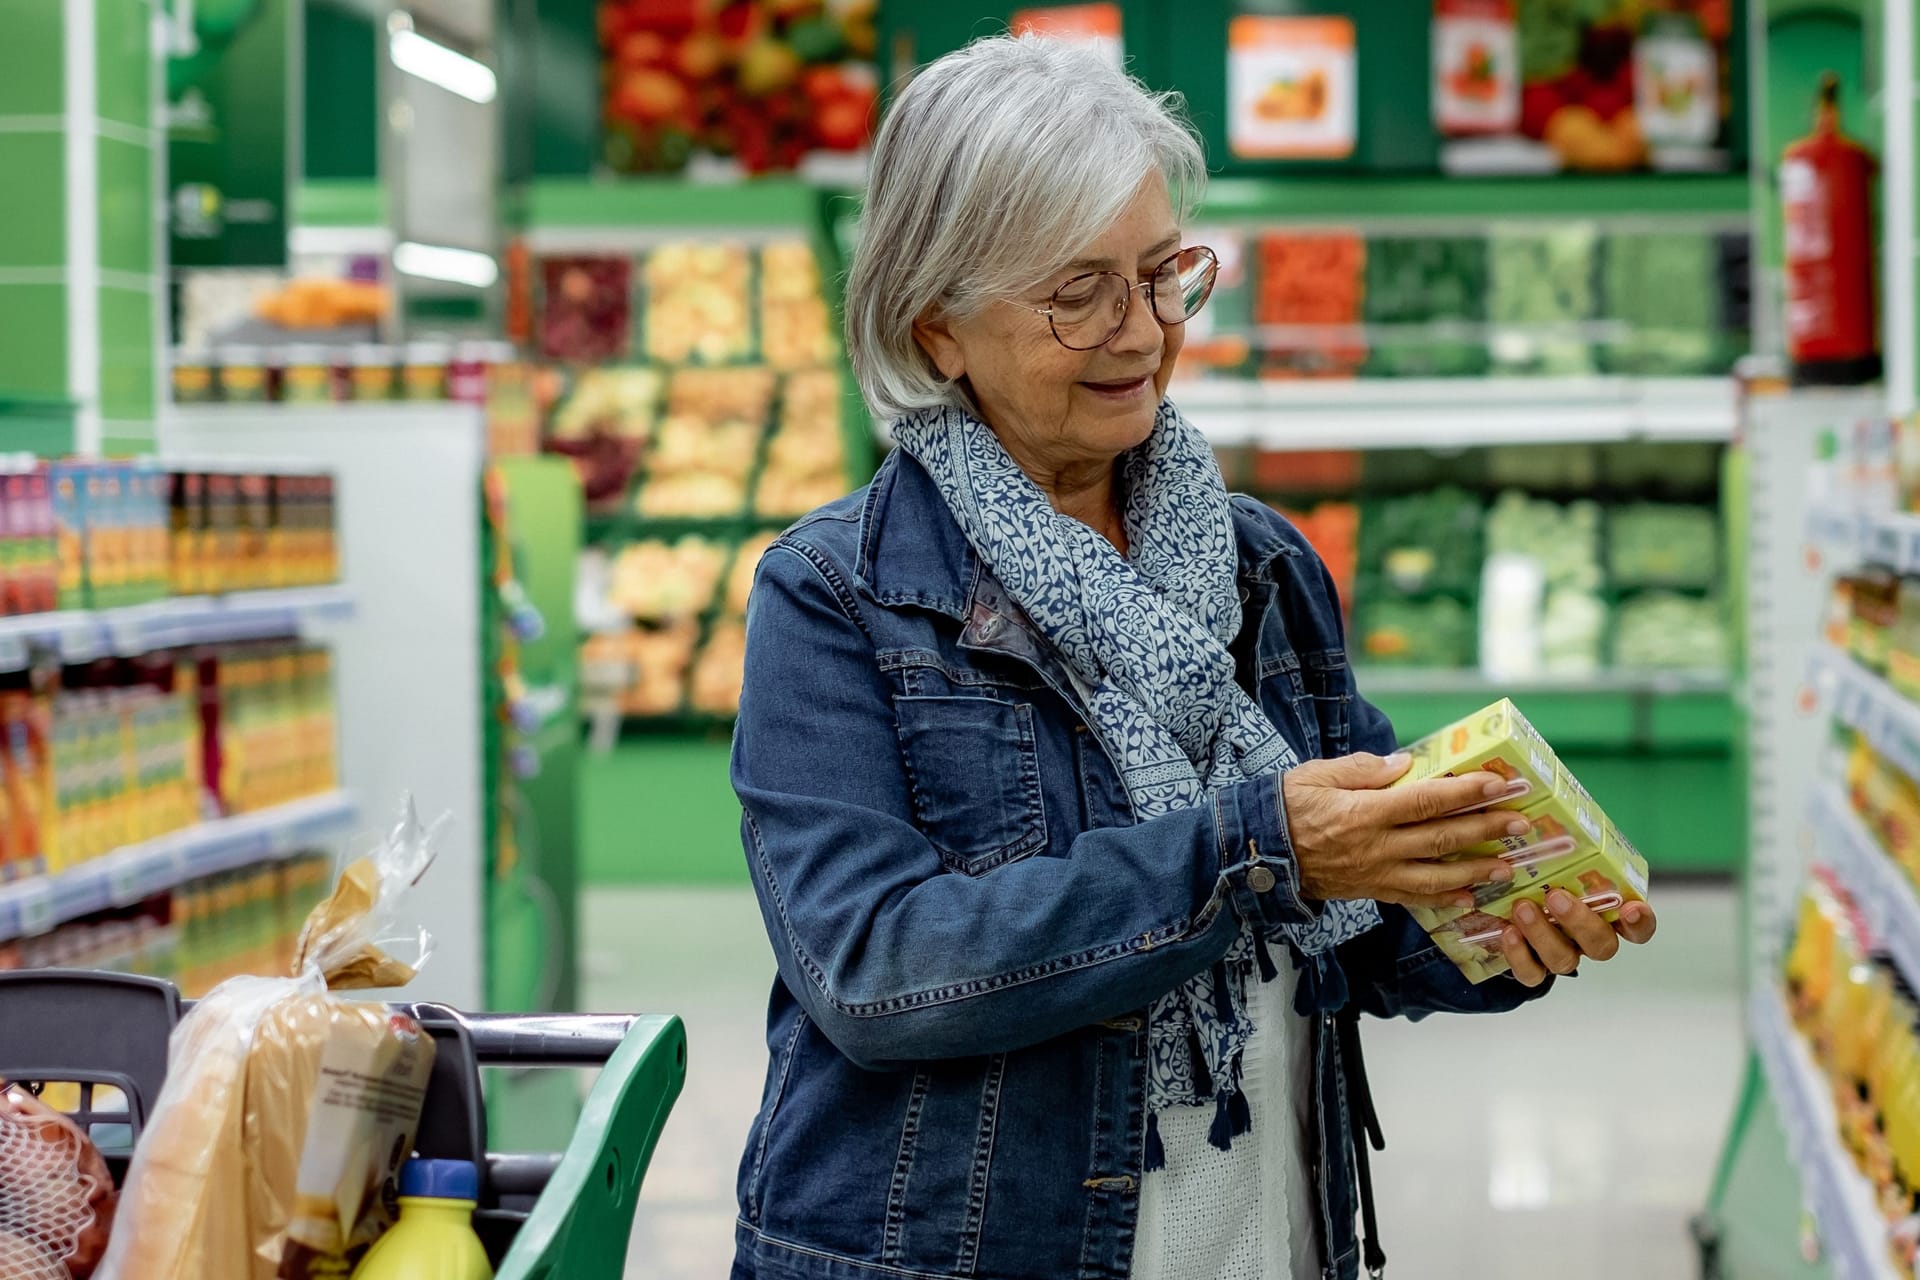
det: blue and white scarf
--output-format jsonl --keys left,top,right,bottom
{"left": 892, "top": 399, "right": 1380, "bottom": 1166}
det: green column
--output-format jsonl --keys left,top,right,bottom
{"left": 0, "top": 0, "right": 160, "bottom": 456}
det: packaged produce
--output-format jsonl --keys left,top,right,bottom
{"left": 1254, "top": 232, "right": 1366, "bottom": 379}
{"left": 0, "top": 1084, "right": 117, "bottom": 1280}
{"left": 580, "top": 624, "right": 698, "bottom": 717}
{"left": 1893, "top": 580, "right": 1920, "bottom": 703}
{"left": 1391, "top": 696, "right": 1557, "bottom": 809}
{"left": 666, "top": 366, "right": 775, "bottom": 425}
{"left": 1360, "top": 235, "right": 1489, "bottom": 378}
{"left": 539, "top": 256, "right": 631, "bottom": 362}
{"left": 643, "top": 243, "right": 751, "bottom": 365}
{"left": 1607, "top": 502, "right": 1719, "bottom": 588}
{"left": 607, "top": 537, "right": 728, "bottom": 621}
{"left": 759, "top": 241, "right": 836, "bottom": 370}
{"left": 1487, "top": 225, "right": 1597, "bottom": 374}
{"left": 1416, "top": 821, "right": 1649, "bottom": 984}
{"left": 96, "top": 799, "right": 445, "bottom": 1280}
{"left": 1354, "top": 596, "right": 1474, "bottom": 667}
{"left": 348, "top": 1159, "right": 493, "bottom": 1280}
{"left": 547, "top": 367, "right": 662, "bottom": 442}
{"left": 1612, "top": 591, "right": 1729, "bottom": 669}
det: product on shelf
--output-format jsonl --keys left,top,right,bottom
{"left": 580, "top": 623, "right": 699, "bottom": 717}
{"left": 607, "top": 537, "right": 729, "bottom": 621}
{"left": 1353, "top": 596, "right": 1476, "bottom": 667}
{"left": 1599, "top": 231, "right": 1721, "bottom": 375}
{"left": 0, "top": 461, "right": 59, "bottom": 616}
{"left": 1612, "top": 591, "right": 1729, "bottom": 669}
{"left": 1253, "top": 231, "right": 1367, "bottom": 379}
{"left": 1849, "top": 733, "right": 1920, "bottom": 889}
{"left": 1482, "top": 491, "right": 1606, "bottom": 673}
{"left": 251, "top": 277, "right": 390, "bottom": 331}
{"left": 1780, "top": 871, "right": 1920, "bottom": 1257}
{"left": 169, "top": 468, "right": 340, "bottom": 595}
{"left": 197, "top": 644, "right": 339, "bottom": 820}
{"left": 1392, "top": 699, "right": 1649, "bottom": 983}
{"left": 689, "top": 619, "right": 749, "bottom": 716}
{"left": 756, "top": 369, "right": 847, "bottom": 517}
{"left": 1360, "top": 234, "right": 1490, "bottom": 378}
{"left": 643, "top": 242, "right": 752, "bottom": 365}
{"left": 540, "top": 255, "right": 632, "bottom": 362}
{"left": 1359, "top": 487, "right": 1484, "bottom": 597}
{"left": 759, "top": 241, "right": 836, "bottom": 370}
{"left": 665, "top": 364, "right": 777, "bottom": 425}
{"left": 1487, "top": 225, "right": 1597, "bottom": 374}
{"left": 49, "top": 461, "right": 171, "bottom": 611}
{"left": 1607, "top": 502, "right": 1719, "bottom": 587}
{"left": 545, "top": 364, "right": 664, "bottom": 441}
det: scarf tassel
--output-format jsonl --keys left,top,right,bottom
{"left": 1253, "top": 934, "right": 1279, "bottom": 983}
{"left": 1144, "top": 1111, "right": 1166, "bottom": 1172}
{"left": 1207, "top": 1086, "right": 1254, "bottom": 1152}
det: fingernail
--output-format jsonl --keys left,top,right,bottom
{"left": 1623, "top": 904, "right": 1643, "bottom": 924}
{"left": 1481, "top": 776, "right": 1509, "bottom": 797}
{"left": 1491, "top": 864, "right": 1514, "bottom": 882}
{"left": 1506, "top": 818, "right": 1531, "bottom": 836}
{"left": 1547, "top": 890, "right": 1574, "bottom": 915}
{"left": 1514, "top": 901, "right": 1537, "bottom": 925}
{"left": 1456, "top": 892, "right": 1475, "bottom": 908}
{"left": 1503, "top": 927, "right": 1523, "bottom": 949}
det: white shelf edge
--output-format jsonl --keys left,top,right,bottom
{"left": 1809, "top": 783, "right": 1920, "bottom": 994}
{"left": 1808, "top": 505, "right": 1920, "bottom": 576}
{"left": 0, "top": 584, "right": 354, "bottom": 673}
{"left": 0, "top": 790, "right": 359, "bottom": 945}
{"left": 1353, "top": 666, "right": 1731, "bottom": 697}
{"left": 1810, "top": 646, "right": 1920, "bottom": 785}
{"left": 1163, "top": 376, "right": 1736, "bottom": 451}
{"left": 1750, "top": 987, "right": 1908, "bottom": 1280}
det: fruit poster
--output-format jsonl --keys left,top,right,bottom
{"left": 1227, "top": 16, "right": 1357, "bottom": 160}
{"left": 599, "top": 0, "right": 878, "bottom": 175}
{"left": 1473, "top": 0, "right": 1734, "bottom": 173}
{"left": 1011, "top": 4, "right": 1124, "bottom": 72}
{"left": 1433, "top": 0, "right": 1519, "bottom": 136}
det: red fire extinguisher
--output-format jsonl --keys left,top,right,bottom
{"left": 1782, "top": 72, "right": 1881, "bottom": 385}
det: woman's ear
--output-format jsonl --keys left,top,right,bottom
{"left": 912, "top": 310, "right": 966, "bottom": 382}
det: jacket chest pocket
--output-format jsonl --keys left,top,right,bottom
{"left": 1258, "top": 652, "right": 1323, "bottom": 760}
{"left": 893, "top": 695, "right": 1049, "bottom": 875}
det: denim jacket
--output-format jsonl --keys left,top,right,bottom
{"left": 730, "top": 448, "right": 1548, "bottom": 1280}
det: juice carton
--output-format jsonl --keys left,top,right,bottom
{"left": 1414, "top": 822, "right": 1651, "bottom": 984}
{"left": 49, "top": 462, "right": 88, "bottom": 609}
{"left": 1391, "top": 697, "right": 1557, "bottom": 812}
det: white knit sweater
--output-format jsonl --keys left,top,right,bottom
{"left": 1132, "top": 945, "right": 1322, "bottom": 1280}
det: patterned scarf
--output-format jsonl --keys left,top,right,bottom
{"left": 891, "top": 399, "right": 1380, "bottom": 1167}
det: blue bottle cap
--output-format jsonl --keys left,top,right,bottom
{"left": 399, "top": 1157, "right": 481, "bottom": 1201}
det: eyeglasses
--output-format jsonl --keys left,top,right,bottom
{"left": 1003, "top": 246, "right": 1220, "bottom": 351}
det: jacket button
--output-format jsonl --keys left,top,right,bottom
{"left": 1247, "top": 865, "right": 1277, "bottom": 893}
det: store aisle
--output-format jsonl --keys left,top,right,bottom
{"left": 584, "top": 884, "right": 1740, "bottom": 1280}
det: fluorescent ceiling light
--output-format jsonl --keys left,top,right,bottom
{"left": 393, "top": 241, "right": 499, "bottom": 288}
{"left": 389, "top": 23, "right": 497, "bottom": 104}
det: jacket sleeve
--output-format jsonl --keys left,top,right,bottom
{"left": 734, "top": 540, "right": 1325, "bottom": 1069}
{"left": 1291, "top": 532, "right": 1557, "bottom": 1018}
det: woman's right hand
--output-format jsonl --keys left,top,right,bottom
{"left": 1281, "top": 752, "right": 1529, "bottom": 909}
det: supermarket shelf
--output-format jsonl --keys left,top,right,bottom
{"left": 0, "top": 585, "right": 354, "bottom": 672}
{"left": 1168, "top": 377, "right": 1736, "bottom": 451}
{"left": 0, "top": 790, "right": 358, "bottom": 944}
{"left": 1808, "top": 505, "right": 1920, "bottom": 574}
{"left": 1749, "top": 987, "right": 1907, "bottom": 1280}
{"left": 1810, "top": 783, "right": 1920, "bottom": 993}
{"left": 1354, "top": 666, "right": 1731, "bottom": 697}
{"left": 1810, "top": 646, "right": 1920, "bottom": 783}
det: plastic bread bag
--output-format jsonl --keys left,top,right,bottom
{"left": 0, "top": 1084, "right": 116, "bottom": 1280}
{"left": 96, "top": 796, "right": 448, "bottom": 1280}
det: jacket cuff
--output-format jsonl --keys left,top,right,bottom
{"left": 1215, "top": 773, "right": 1321, "bottom": 934}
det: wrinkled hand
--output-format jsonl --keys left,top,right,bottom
{"left": 1281, "top": 751, "right": 1528, "bottom": 910}
{"left": 1499, "top": 891, "right": 1659, "bottom": 988}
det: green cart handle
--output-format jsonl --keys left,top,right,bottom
{"left": 495, "top": 1013, "right": 688, "bottom": 1280}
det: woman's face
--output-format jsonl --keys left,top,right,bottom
{"left": 914, "top": 176, "right": 1186, "bottom": 480}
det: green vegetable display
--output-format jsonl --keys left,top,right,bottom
{"left": 1599, "top": 232, "right": 1720, "bottom": 375}
{"left": 1485, "top": 491, "right": 1604, "bottom": 591}
{"left": 1355, "top": 597, "right": 1477, "bottom": 668}
{"left": 1608, "top": 503, "right": 1719, "bottom": 588}
{"left": 1359, "top": 488, "right": 1484, "bottom": 597}
{"left": 1489, "top": 226, "right": 1598, "bottom": 375}
{"left": 1613, "top": 592, "right": 1730, "bottom": 669}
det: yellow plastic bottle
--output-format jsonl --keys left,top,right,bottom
{"left": 352, "top": 1159, "right": 495, "bottom": 1280}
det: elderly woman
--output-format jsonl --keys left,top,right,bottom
{"left": 730, "top": 35, "right": 1656, "bottom": 1280}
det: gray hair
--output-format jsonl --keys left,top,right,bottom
{"left": 844, "top": 34, "right": 1208, "bottom": 420}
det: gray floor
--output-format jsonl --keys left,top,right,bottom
{"left": 583, "top": 884, "right": 1742, "bottom": 1279}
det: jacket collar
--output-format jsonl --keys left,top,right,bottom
{"left": 854, "top": 445, "right": 1298, "bottom": 622}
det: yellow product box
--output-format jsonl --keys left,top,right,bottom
{"left": 1413, "top": 823, "right": 1652, "bottom": 984}
{"left": 1459, "top": 761, "right": 1607, "bottom": 868}
{"left": 1392, "top": 698, "right": 1557, "bottom": 811}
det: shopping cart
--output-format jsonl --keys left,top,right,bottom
{"left": 0, "top": 969, "right": 688, "bottom": 1280}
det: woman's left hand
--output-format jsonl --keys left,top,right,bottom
{"left": 1499, "top": 893, "right": 1657, "bottom": 988}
